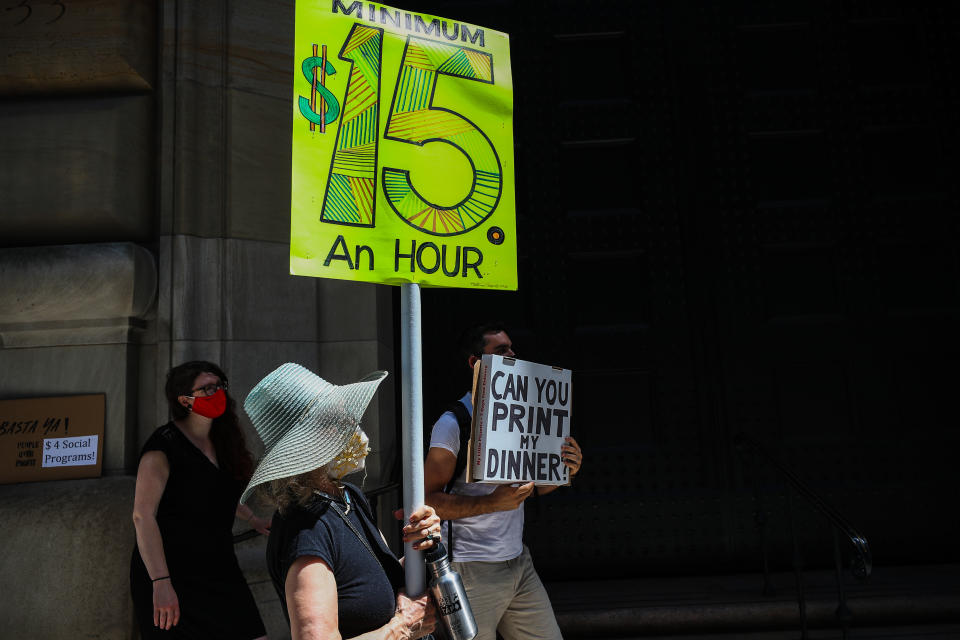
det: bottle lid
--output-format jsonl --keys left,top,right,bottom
{"left": 424, "top": 538, "right": 447, "bottom": 563}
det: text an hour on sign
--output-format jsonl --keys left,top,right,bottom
{"left": 395, "top": 240, "right": 483, "bottom": 278}
{"left": 323, "top": 235, "right": 486, "bottom": 279}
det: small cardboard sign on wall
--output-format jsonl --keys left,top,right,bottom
{"left": 469, "top": 355, "right": 572, "bottom": 485}
{"left": 0, "top": 394, "right": 105, "bottom": 484}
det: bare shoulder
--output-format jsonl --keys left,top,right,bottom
{"left": 137, "top": 449, "right": 170, "bottom": 477}
{"left": 425, "top": 446, "right": 457, "bottom": 492}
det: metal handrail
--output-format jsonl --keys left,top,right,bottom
{"left": 364, "top": 481, "right": 401, "bottom": 500}
{"left": 736, "top": 433, "right": 872, "bottom": 640}
{"left": 735, "top": 433, "right": 872, "bottom": 579}
{"left": 232, "top": 528, "right": 261, "bottom": 544}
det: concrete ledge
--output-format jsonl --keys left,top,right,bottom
{"left": 0, "top": 476, "right": 136, "bottom": 640}
{"left": 0, "top": 242, "right": 156, "bottom": 347}
{"left": 0, "top": 0, "right": 154, "bottom": 95}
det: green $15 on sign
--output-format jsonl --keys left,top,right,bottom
{"left": 291, "top": 1, "right": 516, "bottom": 290}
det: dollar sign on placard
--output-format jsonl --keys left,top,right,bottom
{"left": 299, "top": 44, "right": 340, "bottom": 131}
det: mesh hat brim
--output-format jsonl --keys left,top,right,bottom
{"left": 240, "top": 364, "right": 387, "bottom": 503}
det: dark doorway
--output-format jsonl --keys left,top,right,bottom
{"left": 407, "top": 0, "right": 960, "bottom": 581}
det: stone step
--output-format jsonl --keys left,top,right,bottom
{"left": 545, "top": 563, "right": 960, "bottom": 638}
{"left": 597, "top": 623, "right": 960, "bottom": 639}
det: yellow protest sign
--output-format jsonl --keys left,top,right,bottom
{"left": 290, "top": 1, "right": 517, "bottom": 290}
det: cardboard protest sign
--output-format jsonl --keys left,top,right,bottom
{"left": 469, "top": 355, "right": 572, "bottom": 485}
{"left": 290, "top": 0, "right": 517, "bottom": 290}
{"left": 0, "top": 394, "right": 105, "bottom": 484}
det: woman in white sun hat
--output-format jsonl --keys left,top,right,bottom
{"left": 241, "top": 363, "right": 439, "bottom": 640}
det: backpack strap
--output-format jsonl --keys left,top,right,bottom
{"left": 445, "top": 400, "right": 473, "bottom": 494}
{"left": 441, "top": 399, "right": 472, "bottom": 557}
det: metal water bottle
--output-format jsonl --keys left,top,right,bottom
{"left": 424, "top": 539, "right": 477, "bottom": 640}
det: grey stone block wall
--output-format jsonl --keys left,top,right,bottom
{"left": 0, "top": 97, "right": 155, "bottom": 246}
{"left": 0, "top": 0, "right": 155, "bottom": 95}
{"left": 2, "top": 1, "right": 162, "bottom": 637}
{"left": 0, "top": 477, "right": 138, "bottom": 640}
{"left": 0, "top": 242, "right": 159, "bottom": 473}
{"left": 0, "top": 241, "right": 158, "bottom": 638}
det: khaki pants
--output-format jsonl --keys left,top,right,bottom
{"left": 452, "top": 546, "right": 563, "bottom": 640}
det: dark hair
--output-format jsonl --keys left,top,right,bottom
{"left": 457, "top": 322, "right": 509, "bottom": 362}
{"left": 165, "top": 361, "right": 254, "bottom": 484}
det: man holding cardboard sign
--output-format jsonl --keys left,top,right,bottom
{"left": 424, "top": 323, "right": 583, "bottom": 640}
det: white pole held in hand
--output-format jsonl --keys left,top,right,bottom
{"left": 400, "top": 282, "right": 426, "bottom": 596}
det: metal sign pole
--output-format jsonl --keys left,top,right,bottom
{"left": 400, "top": 282, "right": 426, "bottom": 596}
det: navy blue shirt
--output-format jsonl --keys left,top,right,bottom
{"left": 266, "top": 483, "right": 403, "bottom": 638}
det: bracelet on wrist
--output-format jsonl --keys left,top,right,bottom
{"left": 152, "top": 576, "right": 170, "bottom": 583}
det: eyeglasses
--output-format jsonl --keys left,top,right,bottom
{"left": 190, "top": 382, "right": 227, "bottom": 397}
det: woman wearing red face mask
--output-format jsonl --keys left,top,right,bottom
{"left": 130, "top": 361, "right": 270, "bottom": 639}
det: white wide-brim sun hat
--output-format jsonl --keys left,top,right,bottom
{"left": 240, "top": 362, "right": 388, "bottom": 503}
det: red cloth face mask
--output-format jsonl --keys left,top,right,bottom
{"left": 191, "top": 388, "right": 227, "bottom": 419}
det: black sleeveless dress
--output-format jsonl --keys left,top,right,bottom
{"left": 130, "top": 423, "right": 266, "bottom": 639}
